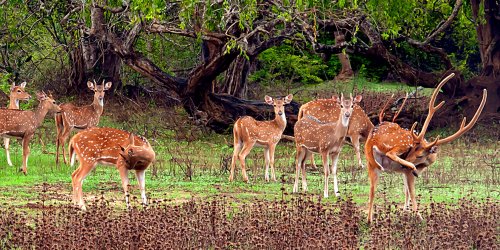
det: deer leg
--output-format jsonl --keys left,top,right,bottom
{"left": 350, "top": 135, "right": 364, "bottom": 168}
{"left": 55, "top": 114, "right": 63, "bottom": 165}
{"left": 264, "top": 147, "right": 271, "bottom": 182}
{"left": 367, "top": 167, "right": 380, "bottom": 223}
{"left": 293, "top": 146, "right": 306, "bottom": 193}
{"left": 330, "top": 152, "right": 341, "bottom": 197}
{"left": 59, "top": 125, "right": 72, "bottom": 165}
{"left": 135, "top": 170, "right": 147, "bottom": 207}
{"left": 229, "top": 140, "right": 242, "bottom": 182}
{"left": 118, "top": 167, "right": 131, "bottom": 210}
{"left": 308, "top": 154, "right": 317, "bottom": 169}
{"left": 269, "top": 144, "right": 277, "bottom": 182}
{"left": 403, "top": 174, "right": 410, "bottom": 211}
{"left": 385, "top": 150, "right": 418, "bottom": 177}
{"left": 71, "top": 161, "right": 96, "bottom": 211}
{"left": 20, "top": 135, "right": 33, "bottom": 175}
{"left": 321, "top": 152, "right": 330, "bottom": 198}
{"left": 238, "top": 141, "right": 255, "bottom": 183}
{"left": 405, "top": 172, "right": 422, "bottom": 220}
{"left": 4, "top": 138, "right": 12, "bottom": 166}
{"left": 301, "top": 151, "right": 309, "bottom": 192}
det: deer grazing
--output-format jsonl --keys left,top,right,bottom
{"left": 294, "top": 94, "right": 361, "bottom": 198}
{"left": 229, "top": 94, "right": 293, "bottom": 182}
{"left": 69, "top": 127, "right": 156, "bottom": 210}
{"left": 298, "top": 94, "right": 373, "bottom": 168}
{"left": 365, "top": 73, "right": 488, "bottom": 223}
{"left": 4, "top": 82, "right": 31, "bottom": 166}
{"left": 0, "top": 92, "right": 61, "bottom": 174}
{"left": 55, "top": 80, "right": 112, "bottom": 165}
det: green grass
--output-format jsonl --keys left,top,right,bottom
{"left": 0, "top": 78, "right": 496, "bottom": 215}
{"left": 0, "top": 126, "right": 496, "bottom": 213}
{"left": 292, "top": 76, "right": 434, "bottom": 103}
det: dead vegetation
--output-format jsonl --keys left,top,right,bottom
{"left": 0, "top": 193, "right": 497, "bottom": 249}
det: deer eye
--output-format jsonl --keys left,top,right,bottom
{"left": 340, "top": 105, "right": 344, "bottom": 108}
{"left": 17, "top": 90, "right": 21, "bottom": 93}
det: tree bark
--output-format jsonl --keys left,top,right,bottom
{"left": 220, "top": 55, "right": 255, "bottom": 98}
{"left": 334, "top": 32, "right": 354, "bottom": 81}
{"left": 202, "top": 93, "right": 300, "bottom": 134}
{"left": 471, "top": 0, "right": 500, "bottom": 77}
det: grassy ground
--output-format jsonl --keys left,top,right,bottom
{"left": 0, "top": 78, "right": 497, "bottom": 212}
{"left": 0, "top": 117, "right": 497, "bottom": 214}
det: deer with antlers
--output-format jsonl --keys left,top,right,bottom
{"left": 298, "top": 94, "right": 373, "bottom": 169}
{"left": 4, "top": 82, "right": 32, "bottom": 166}
{"left": 55, "top": 80, "right": 112, "bottom": 165}
{"left": 294, "top": 94, "right": 361, "bottom": 198}
{"left": 365, "top": 73, "right": 487, "bottom": 223}
{"left": 69, "top": 127, "right": 156, "bottom": 210}
{"left": 229, "top": 94, "right": 293, "bottom": 182}
{"left": 0, "top": 92, "right": 61, "bottom": 174}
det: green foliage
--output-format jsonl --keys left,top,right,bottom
{"left": 249, "top": 44, "right": 328, "bottom": 86}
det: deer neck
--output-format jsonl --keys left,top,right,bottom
{"left": 92, "top": 98, "right": 104, "bottom": 116}
{"left": 334, "top": 113, "right": 350, "bottom": 138}
{"left": 33, "top": 103, "right": 50, "bottom": 126}
{"left": 9, "top": 97, "right": 20, "bottom": 109}
{"left": 272, "top": 112, "right": 287, "bottom": 130}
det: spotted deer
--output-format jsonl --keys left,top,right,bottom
{"left": 293, "top": 94, "right": 361, "bottom": 198}
{"left": 365, "top": 73, "right": 488, "bottom": 223}
{"left": 229, "top": 94, "right": 293, "bottom": 182}
{"left": 69, "top": 127, "right": 156, "bottom": 210}
{"left": 55, "top": 80, "right": 112, "bottom": 165}
{"left": 0, "top": 92, "right": 61, "bottom": 174}
{"left": 4, "top": 82, "right": 31, "bottom": 166}
{"left": 298, "top": 94, "right": 373, "bottom": 168}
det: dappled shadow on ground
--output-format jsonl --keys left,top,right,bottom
{"left": 0, "top": 194, "right": 497, "bottom": 249}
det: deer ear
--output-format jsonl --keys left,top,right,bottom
{"left": 104, "top": 82, "right": 112, "bottom": 90}
{"left": 340, "top": 93, "right": 344, "bottom": 102}
{"left": 284, "top": 94, "right": 293, "bottom": 104}
{"left": 10, "top": 82, "right": 15, "bottom": 91}
{"left": 264, "top": 95, "right": 274, "bottom": 105}
{"left": 20, "top": 81, "right": 27, "bottom": 88}
{"left": 354, "top": 95, "right": 362, "bottom": 103}
{"left": 429, "top": 146, "right": 438, "bottom": 154}
{"left": 331, "top": 95, "right": 340, "bottom": 102}
{"left": 128, "top": 133, "right": 135, "bottom": 146}
{"left": 36, "top": 92, "right": 47, "bottom": 101}
{"left": 87, "top": 81, "right": 95, "bottom": 90}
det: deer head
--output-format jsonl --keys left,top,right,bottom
{"left": 336, "top": 93, "right": 362, "bottom": 126}
{"left": 119, "top": 133, "right": 156, "bottom": 170}
{"left": 10, "top": 82, "right": 31, "bottom": 104}
{"left": 405, "top": 73, "right": 487, "bottom": 165}
{"left": 36, "top": 91, "right": 61, "bottom": 113}
{"left": 88, "top": 80, "right": 112, "bottom": 107}
{"left": 265, "top": 94, "right": 293, "bottom": 120}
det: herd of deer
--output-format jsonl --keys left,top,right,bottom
{"left": 0, "top": 80, "right": 155, "bottom": 211}
{"left": 0, "top": 73, "right": 487, "bottom": 222}
{"left": 230, "top": 73, "right": 487, "bottom": 222}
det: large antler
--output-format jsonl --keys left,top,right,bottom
{"left": 392, "top": 93, "right": 409, "bottom": 122}
{"left": 378, "top": 93, "right": 395, "bottom": 123}
{"left": 434, "top": 89, "right": 487, "bottom": 145}
{"left": 413, "top": 73, "right": 455, "bottom": 141}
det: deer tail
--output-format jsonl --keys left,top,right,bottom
{"left": 69, "top": 140, "right": 76, "bottom": 167}
{"left": 365, "top": 141, "right": 385, "bottom": 172}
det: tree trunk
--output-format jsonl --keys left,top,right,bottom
{"left": 334, "top": 32, "right": 354, "bottom": 81}
{"left": 201, "top": 93, "right": 300, "bottom": 134}
{"left": 72, "top": 6, "right": 122, "bottom": 94}
{"left": 220, "top": 55, "right": 255, "bottom": 98}
{"left": 471, "top": 0, "right": 500, "bottom": 77}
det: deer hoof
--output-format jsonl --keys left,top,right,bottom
{"left": 412, "top": 170, "right": 419, "bottom": 177}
